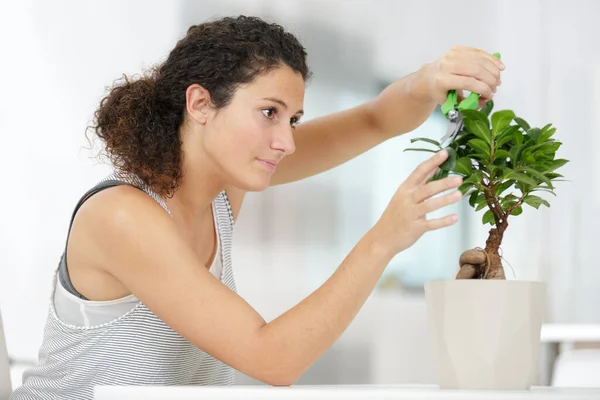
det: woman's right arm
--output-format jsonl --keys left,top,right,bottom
{"left": 76, "top": 151, "right": 460, "bottom": 386}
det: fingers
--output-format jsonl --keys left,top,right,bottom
{"left": 452, "top": 61, "right": 499, "bottom": 94}
{"left": 420, "top": 189, "right": 462, "bottom": 215}
{"left": 420, "top": 165, "right": 438, "bottom": 187}
{"left": 414, "top": 175, "right": 463, "bottom": 203}
{"left": 445, "top": 74, "right": 494, "bottom": 101}
{"left": 439, "top": 46, "right": 503, "bottom": 101}
{"left": 473, "top": 47, "right": 505, "bottom": 70}
{"left": 454, "top": 46, "right": 504, "bottom": 70}
{"left": 406, "top": 150, "right": 448, "bottom": 187}
{"left": 421, "top": 214, "right": 459, "bottom": 231}
{"left": 479, "top": 56, "right": 502, "bottom": 85}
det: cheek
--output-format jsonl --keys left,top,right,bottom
{"left": 206, "top": 110, "right": 271, "bottom": 167}
{"left": 228, "top": 115, "right": 269, "bottom": 154}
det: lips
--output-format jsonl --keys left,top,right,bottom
{"left": 257, "top": 158, "right": 277, "bottom": 170}
{"left": 259, "top": 159, "right": 276, "bottom": 167}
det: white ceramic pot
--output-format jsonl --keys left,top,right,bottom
{"left": 424, "top": 279, "right": 546, "bottom": 390}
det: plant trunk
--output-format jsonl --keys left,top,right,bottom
{"left": 482, "top": 222, "right": 507, "bottom": 279}
{"left": 455, "top": 219, "right": 508, "bottom": 280}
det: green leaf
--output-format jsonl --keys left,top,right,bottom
{"left": 521, "top": 142, "right": 559, "bottom": 163}
{"left": 458, "top": 183, "right": 473, "bottom": 195}
{"left": 430, "top": 168, "right": 449, "bottom": 182}
{"left": 410, "top": 137, "right": 442, "bottom": 148}
{"left": 464, "top": 170, "right": 484, "bottom": 185}
{"left": 496, "top": 180, "right": 515, "bottom": 196}
{"left": 454, "top": 131, "right": 475, "bottom": 147}
{"left": 545, "top": 172, "right": 564, "bottom": 180}
{"left": 467, "top": 139, "right": 491, "bottom": 159}
{"left": 463, "top": 119, "right": 492, "bottom": 145}
{"left": 468, "top": 191, "right": 480, "bottom": 207}
{"left": 482, "top": 210, "right": 496, "bottom": 225}
{"left": 540, "top": 124, "right": 556, "bottom": 142}
{"left": 494, "top": 149, "right": 512, "bottom": 163}
{"left": 548, "top": 159, "right": 569, "bottom": 171}
{"left": 403, "top": 148, "right": 438, "bottom": 153}
{"left": 475, "top": 199, "right": 488, "bottom": 211}
{"left": 532, "top": 187, "right": 557, "bottom": 196}
{"left": 439, "top": 147, "right": 457, "bottom": 172}
{"left": 495, "top": 125, "right": 520, "bottom": 148}
{"left": 540, "top": 126, "right": 557, "bottom": 143}
{"left": 471, "top": 153, "right": 491, "bottom": 163}
{"left": 534, "top": 151, "right": 554, "bottom": 162}
{"left": 501, "top": 194, "right": 519, "bottom": 205}
{"left": 516, "top": 167, "right": 553, "bottom": 187}
{"left": 527, "top": 128, "right": 543, "bottom": 143}
{"left": 514, "top": 117, "right": 531, "bottom": 131}
{"left": 480, "top": 100, "right": 494, "bottom": 117}
{"left": 454, "top": 157, "right": 473, "bottom": 176}
{"left": 523, "top": 195, "right": 550, "bottom": 209}
{"left": 491, "top": 110, "right": 515, "bottom": 135}
{"left": 461, "top": 109, "right": 490, "bottom": 129}
{"left": 470, "top": 192, "right": 486, "bottom": 208}
{"left": 511, "top": 206, "right": 523, "bottom": 216}
{"left": 503, "top": 168, "right": 539, "bottom": 186}
{"left": 509, "top": 145, "right": 526, "bottom": 164}
{"left": 513, "top": 131, "right": 524, "bottom": 146}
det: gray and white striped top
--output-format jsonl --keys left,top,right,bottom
{"left": 11, "top": 173, "right": 237, "bottom": 400}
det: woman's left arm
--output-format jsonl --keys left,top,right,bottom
{"left": 270, "top": 46, "right": 504, "bottom": 186}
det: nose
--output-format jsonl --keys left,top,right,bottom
{"left": 271, "top": 128, "right": 296, "bottom": 156}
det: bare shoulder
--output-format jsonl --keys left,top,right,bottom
{"left": 73, "top": 184, "right": 173, "bottom": 245}
{"left": 66, "top": 184, "right": 178, "bottom": 299}
{"left": 68, "top": 184, "right": 176, "bottom": 268}
{"left": 223, "top": 184, "right": 246, "bottom": 222}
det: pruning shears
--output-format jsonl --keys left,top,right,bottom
{"left": 439, "top": 52, "right": 501, "bottom": 146}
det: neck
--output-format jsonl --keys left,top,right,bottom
{"left": 165, "top": 150, "right": 225, "bottom": 226}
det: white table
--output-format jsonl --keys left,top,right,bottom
{"left": 539, "top": 324, "right": 600, "bottom": 385}
{"left": 94, "top": 384, "right": 600, "bottom": 399}
{"left": 541, "top": 324, "right": 600, "bottom": 343}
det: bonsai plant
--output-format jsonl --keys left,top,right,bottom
{"left": 405, "top": 100, "right": 568, "bottom": 280}
{"left": 405, "top": 100, "right": 568, "bottom": 390}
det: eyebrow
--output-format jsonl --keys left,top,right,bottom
{"left": 263, "top": 97, "right": 304, "bottom": 116}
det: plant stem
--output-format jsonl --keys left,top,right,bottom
{"left": 483, "top": 219, "right": 508, "bottom": 279}
{"left": 480, "top": 160, "right": 509, "bottom": 279}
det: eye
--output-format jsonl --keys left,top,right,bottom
{"left": 262, "top": 108, "right": 276, "bottom": 120}
{"left": 290, "top": 116, "right": 301, "bottom": 128}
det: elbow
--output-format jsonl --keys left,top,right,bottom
{"left": 252, "top": 359, "right": 304, "bottom": 387}
{"left": 261, "top": 372, "right": 298, "bottom": 387}
{"left": 245, "top": 330, "right": 308, "bottom": 386}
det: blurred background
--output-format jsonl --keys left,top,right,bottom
{"left": 1, "top": 0, "right": 599, "bottom": 391}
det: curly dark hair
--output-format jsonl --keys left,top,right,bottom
{"left": 90, "top": 15, "right": 311, "bottom": 197}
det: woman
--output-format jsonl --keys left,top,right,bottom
{"left": 12, "top": 15, "right": 503, "bottom": 399}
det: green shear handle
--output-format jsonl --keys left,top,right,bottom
{"left": 439, "top": 52, "right": 501, "bottom": 145}
{"left": 441, "top": 52, "right": 502, "bottom": 116}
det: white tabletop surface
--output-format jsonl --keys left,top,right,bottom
{"left": 541, "top": 323, "right": 600, "bottom": 342}
{"left": 94, "top": 384, "right": 600, "bottom": 399}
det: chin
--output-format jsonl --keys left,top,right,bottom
{"left": 233, "top": 174, "right": 271, "bottom": 192}
{"left": 244, "top": 179, "right": 271, "bottom": 192}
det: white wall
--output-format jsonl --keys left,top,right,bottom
{"left": 0, "top": 0, "right": 183, "bottom": 362}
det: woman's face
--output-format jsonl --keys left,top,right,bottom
{"left": 200, "top": 65, "right": 306, "bottom": 191}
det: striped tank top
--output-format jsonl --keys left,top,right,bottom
{"left": 11, "top": 173, "right": 237, "bottom": 400}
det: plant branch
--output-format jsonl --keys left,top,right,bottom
{"left": 506, "top": 193, "right": 526, "bottom": 215}
{"left": 482, "top": 179, "right": 505, "bottom": 225}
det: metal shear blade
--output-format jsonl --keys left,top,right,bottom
{"left": 440, "top": 109, "right": 463, "bottom": 146}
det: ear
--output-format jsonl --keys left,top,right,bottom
{"left": 185, "top": 84, "right": 212, "bottom": 125}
